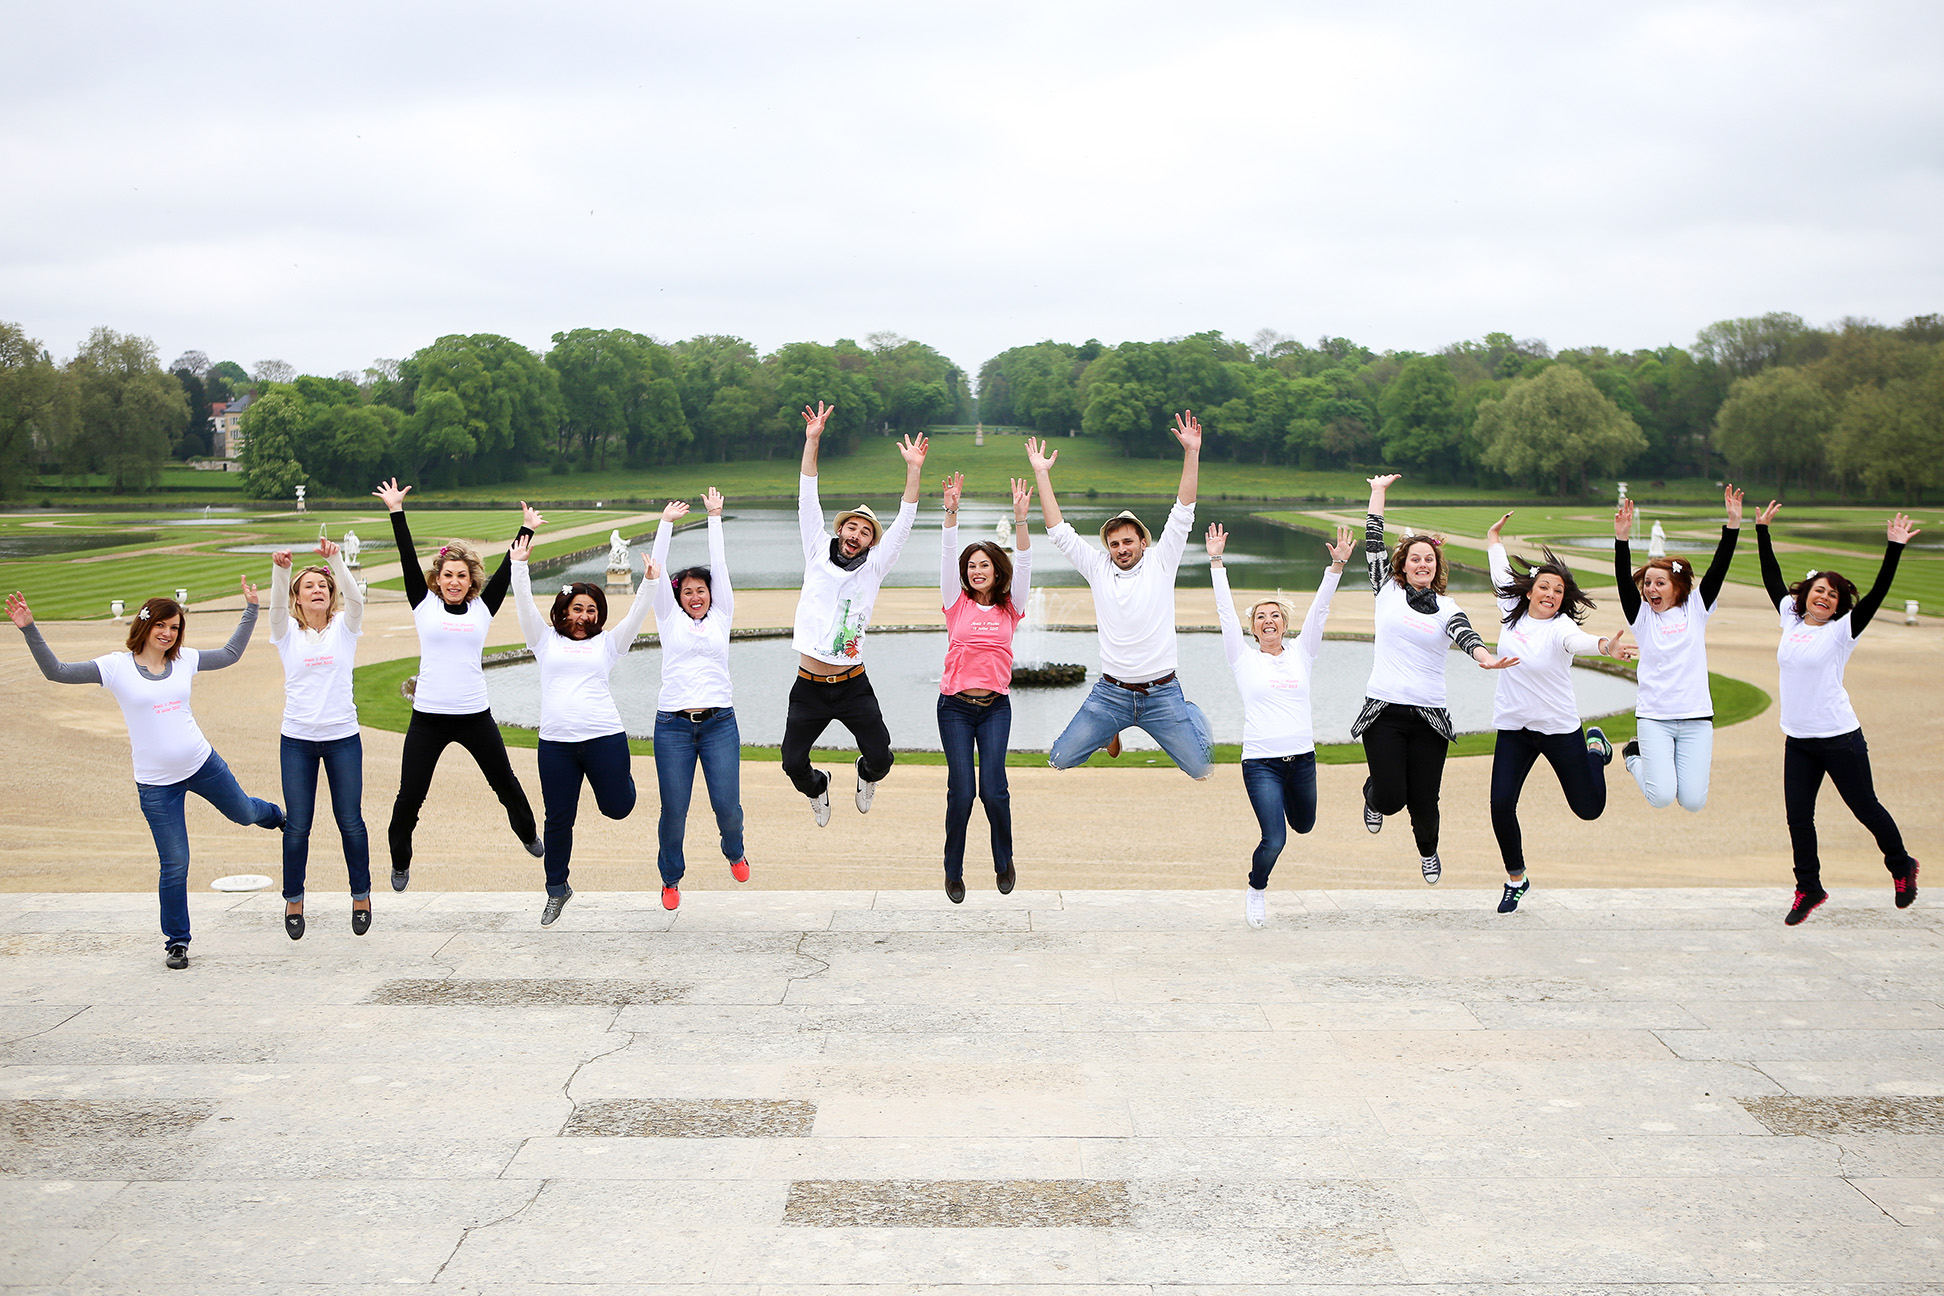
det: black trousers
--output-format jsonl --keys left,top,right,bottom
{"left": 1784, "top": 729, "right": 1911, "bottom": 892}
{"left": 389, "top": 708, "right": 538, "bottom": 871}
{"left": 781, "top": 672, "right": 895, "bottom": 798}
{"left": 1489, "top": 726, "right": 1606, "bottom": 876}
{"left": 1362, "top": 704, "right": 1448, "bottom": 857}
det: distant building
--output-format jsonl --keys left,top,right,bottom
{"left": 210, "top": 392, "right": 254, "bottom": 458}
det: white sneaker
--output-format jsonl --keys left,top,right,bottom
{"left": 854, "top": 760, "right": 877, "bottom": 815}
{"left": 811, "top": 771, "right": 832, "bottom": 828}
{"left": 1245, "top": 887, "right": 1267, "bottom": 929}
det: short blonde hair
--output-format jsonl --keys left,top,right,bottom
{"left": 425, "top": 539, "right": 486, "bottom": 602}
{"left": 287, "top": 564, "right": 344, "bottom": 626}
{"left": 1247, "top": 596, "right": 1301, "bottom": 639}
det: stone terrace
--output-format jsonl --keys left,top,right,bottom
{"left": 2, "top": 886, "right": 1942, "bottom": 1293}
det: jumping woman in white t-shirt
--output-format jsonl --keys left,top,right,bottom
{"left": 1610, "top": 487, "right": 1742, "bottom": 813}
{"left": 648, "top": 489, "right": 750, "bottom": 907}
{"left": 1209, "top": 521, "right": 1355, "bottom": 928}
{"left": 377, "top": 479, "right": 539, "bottom": 892}
{"left": 1355, "top": 475, "right": 1518, "bottom": 885}
{"left": 9, "top": 584, "right": 283, "bottom": 971}
{"left": 268, "top": 538, "right": 369, "bottom": 940}
{"left": 1485, "top": 515, "right": 1633, "bottom": 914}
{"left": 1756, "top": 503, "right": 1920, "bottom": 926}
{"left": 508, "top": 513, "right": 653, "bottom": 926}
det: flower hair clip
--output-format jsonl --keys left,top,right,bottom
{"left": 137, "top": 607, "right": 151, "bottom": 619}
{"left": 561, "top": 585, "right": 574, "bottom": 595}
{"left": 437, "top": 545, "right": 451, "bottom": 559}
{"left": 1670, "top": 560, "right": 1684, "bottom": 573}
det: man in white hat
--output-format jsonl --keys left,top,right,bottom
{"left": 786, "top": 400, "right": 930, "bottom": 825}
{"left": 1027, "top": 410, "right": 1213, "bottom": 779}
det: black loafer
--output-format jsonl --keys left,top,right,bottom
{"left": 391, "top": 867, "right": 410, "bottom": 892}
{"left": 351, "top": 906, "right": 372, "bottom": 936}
{"left": 945, "top": 876, "right": 966, "bottom": 904}
{"left": 165, "top": 943, "right": 188, "bottom": 970}
{"left": 996, "top": 863, "right": 1016, "bottom": 895}
{"left": 284, "top": 911, "right": 305, "bottom": 941}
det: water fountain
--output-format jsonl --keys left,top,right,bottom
{"left": 1009, "top": 587, "right": 1085, "bottom": 687}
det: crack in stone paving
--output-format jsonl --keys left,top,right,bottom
{"left": 0, "top": 1005, "right": 88, "bottom": 1044}
{"left": 552, "top": 1016, "right": 636, "bottom": 1132}
{"left": 433, "top": 1177, "right": 549, "bottom": 1282}
{"left": 778, "top": 929, "right": 832, "bottom": 1004}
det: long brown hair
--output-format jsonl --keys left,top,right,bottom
{"left": 424, "top": 539, "right": 485, "bottom": 603}
{"left": 288, "top": 564, "right": 344, "bottom": 629}
{"left": 958, "top": 541, "right": 1016, "bottom": 611}
{"left": 1631, "top": 556, "right": 1694, "bottom": 608}
{"left": 1496, "top": 546, "right": 1597, "bottom": 626}
{"left": 125, "top": 597, "right": 185, "bottom": 659}
{"left": 1389, "top": 534, "right": 1449, "bottom": 594}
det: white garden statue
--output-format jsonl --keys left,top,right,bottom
{"left": 1649, "top": 519, "right": 1667, "bottom": 558}
{"left": 606, "top": 529, "right": 629, "bottom": 569}
{"left": 342, "top": 530, "right": 362, "bottom": 568}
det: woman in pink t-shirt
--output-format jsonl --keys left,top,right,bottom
{"left": 936, "top": 471, "right": 1033, "bottom": 904}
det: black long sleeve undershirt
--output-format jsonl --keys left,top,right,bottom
{"left": 1698, "top": 526, "right": 1739, "bottom": 610}
{"left": 390, "top": 509, "right": 530, "bottom": 615}
{"left": 1614, "top": 539, "right": 1640, "bottom": 623}
{"left": 1755, "top": 525, "right": 1789, "bottom": 610}
{"left": 1851, "top": 542, "right": 1904, "bottom": 637}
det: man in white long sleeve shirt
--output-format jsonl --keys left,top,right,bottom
{"left": 784, "top": 400, "right": 928, "bottom": 826}
{"left": 1029, "top": 412, "right": 1214, "bottom": 779}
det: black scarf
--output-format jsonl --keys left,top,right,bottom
{"left": 828, "top": 537, "right": 869, "bottom": 572}
{"left": 1404, "top": 586, "right": 1442, "bottom": 616}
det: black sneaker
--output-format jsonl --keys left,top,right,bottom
{"left": 1362, "top": 780, "right": 1383, "bottom": 835}
{"left": 1496, "top": 878, "right": 1530, "bottom": 914}
{"left": 164, "top": 943, "right": 188, "bottom": 970}
{"left": 1785, "top": 888, "right": 1828, "bottom": 925}
{"left": 1420, "top": 853, "right": 1442, "bottom": 885}
{"left": 1621, "top": 738, "right": 1640, "bottom": 765}
{"left": 1893, "top": 859, "right": 1920, "bottom": 910}
{"left": 391, "top": 867, "right": 410, "bottom": 893}
{"left": 1586, "top": 726, "right": 1613, "bottom": 767}
{"left": 541, "top": 887, "right": 572, "bottom": 927}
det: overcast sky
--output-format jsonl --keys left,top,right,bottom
{"left": 4, "top": 0, "right": 1940, "bottom": 381}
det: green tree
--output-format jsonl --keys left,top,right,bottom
{"left": 1712, "top": 366, "right": 1833, "bottom": 491}
{"left": 0, "top": 322, "right": 71, "bottom": 498}
{"left": 392, "top": 389, "right": 475, "bottom": 482}
{"left": 237, "top": 390, "right": 308, "bottom": 499}
{"left": 401, "top": 335, "right": 560, "bottom": 485}
{"left": 1692, "top": 312, "right": 1817, "bottom": 381}
{"left": 1378, "top": 356, "right": 1466, "bottom": 478}
{"left": 1829, "top": 362, "right": 1944, "bottom": 504}
{"left": 1474, "top": 365, "right": 1646, "bottom": 495}
{"left": 63, "top": 328, "right": 184, "bottom": 491}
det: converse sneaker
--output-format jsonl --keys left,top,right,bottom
{"left": 1496, "top": 877, "right": 1530, "bottom": 914}
{"left": 164, "top": 943, "right": 188, "bottom": 970}
{"left": 541, "top": 888, "right": 572, "bottom": 927}
{"left": 1420, "top": 853, "right": 1442, "bottom": 885}
{"left": 810, "top": 771, "right": 832, "bottom": 827}
{"left": 1362, "top": 780, "right": 1383, "bottom": 834}
{"left": 730, "top": 856, "right": 751, "bottom": 883}
{"left": 1894, "top": 859, "right": 1920, "bottom": 910}
{"left": 1245, "top": 887, "right": 1267, "bottom": 929}
{"left": 854, "top": 759, "right": 878, "bottom": 814}
{"left": 1585, "top": 726, "right": 1613, "bottom": 766}
{"left": 1785, "top": 887, "right": 1828, "bottom": 926}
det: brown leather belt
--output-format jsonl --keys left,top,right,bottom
{"left": 798, "top": 662, "right": 867, "bottom": 684}
{"left": 1101, "top": 671, "right": 1175, "bottom": 694}
{"left": 952, "top": 690, "right": 999, "bottom": 707}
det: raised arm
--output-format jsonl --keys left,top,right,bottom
{"left": 704, "top": 490, "right": 733, "bottom": 626}
{"left": 1009, "top": 476, "right": 1032, "bottom": 611}
{"left": 799, "top": 401, "right": 831, "bottom": 478}
{"left": 1206, "top": 525, "right": 1245, "bottom": 668}
{"left": 1026, "top": 437, "right": 1064, "bottom": 531}
{"left": 1299, "top": 526, "right": 1354, "bottom": 661}
{"left": 1852, "top": 514, "right": 1916, "bottom": 636}
{"left": 379, "top": 477, "right": 427, "bottom": 608}
{"left": 1612, "top": 500, "right": 1641, "bottom": 623}
{"left": 1364, "top": 474, "right": 1399, "bottom": 591}
{"left": 268, "top": 551, "right": 293, "bottom": 642}
{"left": 870, "top": 435, "right": 927, "bottom": 572}
{"left": 939, "top": 472, "right": 963, "bottom": 611}
{"left": 1698, "top": 485, "right": 1743, "bottom": 610}
{"left": 1170, "top": 410, "right": 1201, "bottom": 506}
{"left": 480, "top": 504, "right": 541, "bottom": 616}
{"left": 8, "top": 592, "right": 101, "bottom": 684}
{"left": 326, "top": 541, "right": 364, "bottom": 635}
{"left": 196, "top": 586, "right": 261, "bottom": 672}
{"left": 610, "top": 550, "right": 656, "bottom": 648}
{"left": 507, "top": 535, "right": 546, "bottom": 649}
{"left": 1754, "top": 502, "right": 1787, "bottom": 610}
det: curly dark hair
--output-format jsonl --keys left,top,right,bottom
{"left": 550, "top": 582, "right": 608, "bottom": 637}
{"left": 1497, "top": 546, "right": 1597, "bottom": 626}
{"left": 1788, "top": 569, "right": 1857, "bottom": 622}
{"left": 1389, "top": 534, "right": 1449, "bottom": 594}
{"left": 958, "top": 541, "right": 1016, "bottom": 611}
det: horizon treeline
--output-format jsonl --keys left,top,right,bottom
{"left": 2, "top": 312, "right": 1941, "bottom": 503}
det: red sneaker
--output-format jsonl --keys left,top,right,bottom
{"left": 661, "top": 885, "right": 680, "bottom": 911}
{"left": 730, "top": 857, "right": 750, "bottom": 883}
{"left": 1784, "top": 888, "right": 1828, "bottom": 926}
{"left": 1894, "top": 858, "right": 1920, "bottom": 910}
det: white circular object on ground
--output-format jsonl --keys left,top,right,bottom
{"left": 210, "top": 874, "right": 273, "bottom": 892}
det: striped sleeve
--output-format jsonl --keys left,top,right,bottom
{"left": 1444, "top": 609, "right": 1485, "bottom": 657}
{"left": 1364, "top": 512, "right": 1390, "bottom": 592}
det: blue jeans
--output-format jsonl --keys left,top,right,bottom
{"left": 1629, "top": 717, "right": 1713, "bottom": 812}
{"left": 654, "top": 709, "right": 745, "bottom": 887}
{"left": 1241, "top": 754, "right": 1317, "bottom": 889}
{"left": 536, "top": 732, "right": 637, "bottom": 896}
{"left": 279, "top": 734, "right": 370, "bottom": 901}
{"left": 136, "top": 749, "right": 282, "bottom": 947}
{"left": 937, "top": 693, "right": 1013, "bottom": 880}
{"left": 1049, "top": 677, "right": 1213, "bottom": 778}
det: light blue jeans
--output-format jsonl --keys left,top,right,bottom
{"left": 136, "top": 749, "right": 282, "bottom": 947}
{"left": 1049, "top": 677, "right": 1214, "bottom": 778}
{"left": 1628, "top": 717, "right": 1714, "bottom": 812}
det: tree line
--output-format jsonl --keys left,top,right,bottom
{"left": 2, "top": 312, "right": 1939, "bottom": 502}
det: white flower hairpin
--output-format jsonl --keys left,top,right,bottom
{"left": 1671, "top": 560, "right": 1684, "bottom": 573}
{"left": 138, "top": 607, "right": 151, "bottom": 619}
{"left": 561, "top": 585, "right": 574, "bottom": 595}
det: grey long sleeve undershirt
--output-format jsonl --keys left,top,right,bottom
{"left": 17, "top": 604, "right": 258, "bottom": 684}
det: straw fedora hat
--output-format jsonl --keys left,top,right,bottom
{"left": 833, "top": 504, "right": 885, "bottom": 546}
{"left": 1097, "top": 510, "right": 1152, "bottom": 544}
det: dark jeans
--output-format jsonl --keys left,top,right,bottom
{"left": 388, "top": 708, "right": 537, "bottom": 873}
{"left": 279, "top": 733, "right": 370, "bottom": 902}
{"left": 537, "top": 732, "right": 637, "bottom": 896}
{"left": 1242, "top": 754, "right": 1317, "bottom": 890}
{"left": 1489, "top": 727, "right": 1607, "bottom": 876}
{"left": 1362, "top": 704, "right": 1448, "bottom": 857}
{"left": 136, "top": 749, "right": 281, "bottom": 947}
{"left": 937, "top": 692, "right": 1013, "bottom": 880}
{"left": 781, "top": 672, "right": 894, "bottom": 798}
{"left": 654, "top": 708, "right": 745, "bottom": 887}
{"left": 1783, "top": 728, "right": 1911, "bottom": 892}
